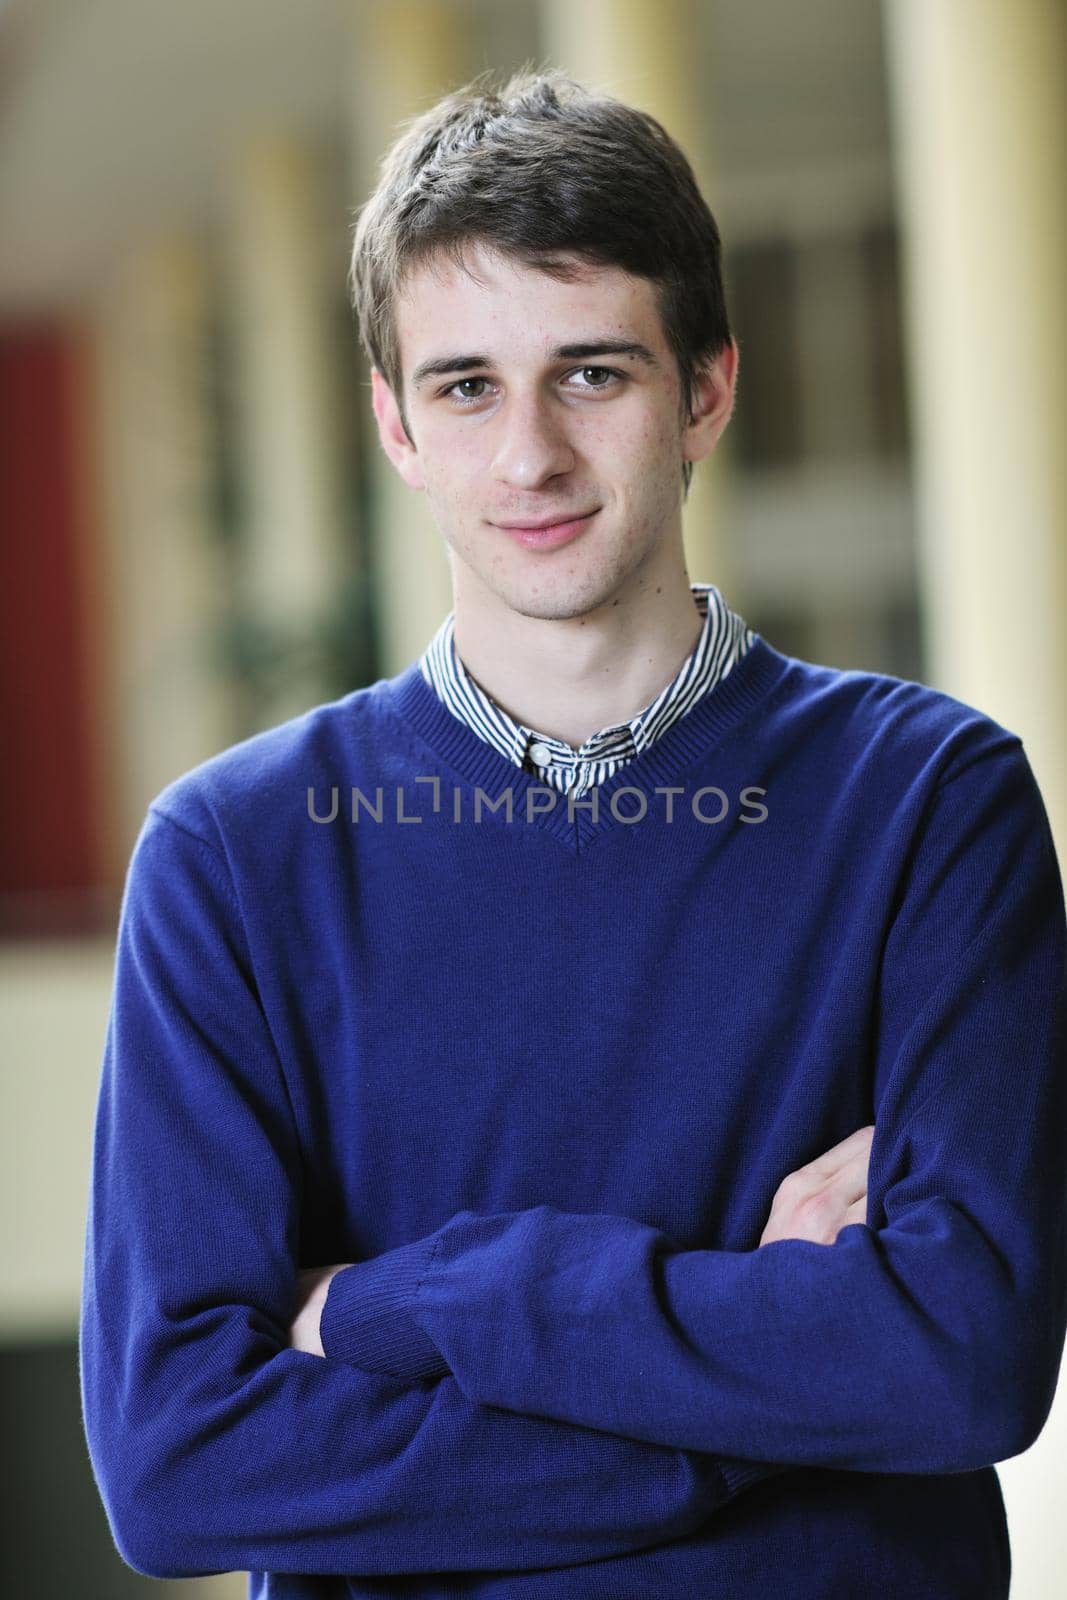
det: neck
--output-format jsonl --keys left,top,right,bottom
{"left": 450, "top": 561, "right": 705, "bottom": 751}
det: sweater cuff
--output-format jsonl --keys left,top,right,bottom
{"left": 319, "top": 1235, "right": 448, "bottom": 1379}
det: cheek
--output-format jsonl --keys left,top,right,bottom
{"left": 420, "top": 431, "right": 484, "bottom": 507}
{"left": 644, "top": 402, "right": 685, "bottom": 457}
{"left": 588, "top": 401, "right": 679, "bottom": 467}
{"left": 598, "top": 409, "right": 683, "bottom": 503}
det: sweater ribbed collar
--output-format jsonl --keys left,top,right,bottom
{"left": 386, "top": 633, "right": 792, "bottom": 852}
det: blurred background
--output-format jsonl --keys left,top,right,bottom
{"left": 1, "top": 0, "right": 1064, "bottom": 1593}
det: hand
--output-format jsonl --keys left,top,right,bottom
{"left": 289, "top": 1263, "right": 351, "bottom": 1357}
{"left": 757, "top": 1124, "right": 875, "bottom": 1248}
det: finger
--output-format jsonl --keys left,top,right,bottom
{"left": 829, "top": 1152, "right": 875, "bottom": 1208}
{"left": 801, "top": 1123, "right": 875, "bottom": 1183}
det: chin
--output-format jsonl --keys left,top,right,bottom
{"left": 499, "top": 575, "right": 629, "bottom": 624}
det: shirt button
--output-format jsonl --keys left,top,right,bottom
{"left": 529, "top": 743, "right": 554, "bottom": 765}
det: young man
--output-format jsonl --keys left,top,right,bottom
{"left": 81, "top": 70, "right": 1065, "bottom": 1598}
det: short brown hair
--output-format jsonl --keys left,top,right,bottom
{"left": 350, "top": 65, "right": 732, "bottom": 496}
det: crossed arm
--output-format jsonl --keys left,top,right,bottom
{"left": 290, "top": 1124, "right": 877, "bottom": 1356}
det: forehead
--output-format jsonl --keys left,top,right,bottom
{"left": 393, "top": 242, "right": 667, "bottom": 371}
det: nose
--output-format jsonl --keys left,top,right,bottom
{"left": 490, "top": 389, "right": 576, "bottom": 490}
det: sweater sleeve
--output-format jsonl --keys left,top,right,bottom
{"left": 79, "top": 804, "right": 780, "bottom": 1582}
{"left": 319, "top": 738, "right": 1067, "bottom": 1474}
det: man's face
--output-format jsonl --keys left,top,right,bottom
{"left": 372, "top": 241, "right": 735, "bottom": 624}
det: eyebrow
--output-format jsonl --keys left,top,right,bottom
{"left": 410, "top": 340, "right": 661, "bottom": 390}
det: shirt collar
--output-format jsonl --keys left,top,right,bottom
{"left": 418, "top": 583, "right": 754, "bottom": 777}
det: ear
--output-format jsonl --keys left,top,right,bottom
{"left": 371, "top": 367, "right": 425, "bottom": 491}
{"left": 682, "top": 338, "right": 739, "bottom": 466}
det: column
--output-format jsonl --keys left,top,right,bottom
{"left": 883, "top": 0, "right": 1067, "bottom": 854}
{"left": 93, "top": 236, "right": 234, "bottom": 849}
{"left": 226, "top": 135, "right": 348, "bottom": 723}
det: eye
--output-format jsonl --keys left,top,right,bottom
{"left": 570, "top": 366, "right": 620, "bottom": 390}
{"left": 563, "top": 366, "right": 627, "bottom": 397}
{"left": 444, "top": 377, "right": 491, "bottom": 405}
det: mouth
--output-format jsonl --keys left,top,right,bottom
{"left": 494, "top": 509, "right": 599, "bottom": 550}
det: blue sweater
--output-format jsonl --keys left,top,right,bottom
{"left": 80, "top": 634, "right": 1067, "bottom": 1598}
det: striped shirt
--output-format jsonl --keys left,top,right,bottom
{"left": 417, "top": 582, "right": 756, "bottom": 800}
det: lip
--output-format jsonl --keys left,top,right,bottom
{"left": 495, "top": 510, "right": 599, "bottom": 550}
